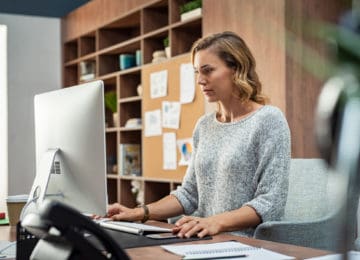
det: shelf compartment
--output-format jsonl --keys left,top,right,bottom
{"left": 142, "top": 0, "right": 169, "bottom": 34}
{"left": 119, "top": 179, "right": 138, "bottom": 207}
{"left": 119, "top": 130, "right": 141, "bottom": 144}
{"left": 98, "top": 10, "right": 141, "bottom": 50}
{"left": 63, "top": 64, "right": 78, "bottom": 87}
{"left": 107, "top": 178, "right": 118, "bottom": 204}
{"left": 170, "top": 17, "right": 202, "bottom": 56}
{"left": 143, "top": 30, "right": 169, "bottom": 64}
{"left": 106, "top": 131, "right": 118, "bottom": 174}
{"left": 119, "top": 69, "right": 141, "bottom": 99}
{"left": 103, "top": 76, "right": 117, "bottom": 91}
{"left": 64, "top": 39, "right": 78, "bottom": 62}
{"left": 79, "top": 31, "right": 96, "bottom": 57}
{"left": 119, "top": 100, "right": 141, "bottom": 127}
{"left": 104, "top": 76, "right": 118, "bottom": 128}
{"left": 144, "top": 181, "right": 171, "bottom": 204}
{"left": 98, "top": 40, "right": 141, "bottom": 76}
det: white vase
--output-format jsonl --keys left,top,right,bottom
{"left": 137, "top": 84, "right": 143, "bottom": 96}
{"left": 165, "top": 46, "right": 171, "bottom": 58}
{"left": 113, "top": 112, "right": 119, "bottom": 127}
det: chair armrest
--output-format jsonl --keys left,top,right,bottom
{"left": 254, "top": 216, "right": 346, "bottom": 251}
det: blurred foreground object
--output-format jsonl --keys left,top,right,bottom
{"left": 315, "top": 10, "right": 360, "bottom": 256}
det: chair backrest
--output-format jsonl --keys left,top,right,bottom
{"left": 255, "top": 158, "right": 356, "bottom": 251}
{"left": 283, "top": 159, "right": 330, "bottom": 221}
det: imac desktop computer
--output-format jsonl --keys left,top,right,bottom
{"left": 24, "top": 80, "right": 108, "bottom": 217}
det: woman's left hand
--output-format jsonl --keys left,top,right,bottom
{"left": 172, "top": 215, "right": 221, "bottom": 238}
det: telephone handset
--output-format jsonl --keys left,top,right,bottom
{"left": 21, "top": 200, "right": 130, "bottom": 260}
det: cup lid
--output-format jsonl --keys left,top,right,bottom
{"left": 6, "top": 194, "right": 28, "bottom": 203}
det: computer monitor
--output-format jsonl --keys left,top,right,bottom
{"left": 25, "top": 80, "right": 107, "bottom": 217}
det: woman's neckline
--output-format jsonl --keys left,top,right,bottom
{"left": 214, "top": 105, "right": 267, "bottom": 125}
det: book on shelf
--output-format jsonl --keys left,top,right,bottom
{"left": 119, "top": 144, "right": 141, "bottom": 176}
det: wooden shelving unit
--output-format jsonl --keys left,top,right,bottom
{"left": 62, "top": 0, "right": 347, "bottom": 212}
{"left": 62, "top": 0, "right": 203, "bottom": 207}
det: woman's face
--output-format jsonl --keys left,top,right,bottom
{"left": 194, "top": 49, "right": 236, "bottom": 103}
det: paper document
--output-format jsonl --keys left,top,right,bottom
{"left": 161, "top": 241, "right": 295, "bottom": 260}
{"left": 99, "top": 221, "right": 171, "bottom": 235}
{"left": 0, "top": 241, "right": 16, "bottom": 259}
{"left": 163, "top": 132, "right": 177, "bottom": 170}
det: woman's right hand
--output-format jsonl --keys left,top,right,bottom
{"left": 107, "top": 203, "right": 143, "bottom": 222}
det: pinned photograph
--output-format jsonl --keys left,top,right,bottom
{"left": 177, "top": 138, "right": 193, "bottom": 166}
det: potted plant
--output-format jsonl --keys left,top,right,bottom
{"left": 180, "top": 0, "right": 202, "bottom": 21}
{"left": 104, "top": 91, "right": 118, "bottom": 127}
{"left": 163, "top": 36, "right": 170, "bottom": 58}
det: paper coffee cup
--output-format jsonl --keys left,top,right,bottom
{"left": 6, "top": 194, "right": 28, "bottom": 226}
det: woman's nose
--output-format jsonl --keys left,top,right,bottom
{"left": 197, "top": 74, "right": 206, "bottom": 85}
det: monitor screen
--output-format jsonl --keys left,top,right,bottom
{"left": 27, "top": 80, "right": 107, "bottom": 216}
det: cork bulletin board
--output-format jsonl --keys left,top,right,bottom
{"left": 142, "top": 54, "right": 205, "bottom": 181}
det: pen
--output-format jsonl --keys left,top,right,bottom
{"left": 183, "top": 254, "right": 248, "bottom": 260}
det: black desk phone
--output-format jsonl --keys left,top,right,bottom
{"left": 21, "top": 200, "right": 130, "bottom": 260}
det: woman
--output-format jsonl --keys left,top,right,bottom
{"left": 107, "top": 31, "right": 291, "bottom": 238}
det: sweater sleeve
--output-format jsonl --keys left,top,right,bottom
{"left": 244, "top": 111, "right": 291, "bottom": 222}
{"left": 170, "top": 120, "right": 201, "bottom": 215}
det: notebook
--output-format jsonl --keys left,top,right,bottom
{"left": 99, "top": 220, "right": 172, "bottom": 235}
{"left": 305, "top": 251, "right": 360, "bottom": 260}
{"left": 161, "top": 241, "right": 295, "bottom": 260}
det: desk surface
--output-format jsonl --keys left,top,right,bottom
{"left": 0, "top": 225, "right": 332, "bottom": 260}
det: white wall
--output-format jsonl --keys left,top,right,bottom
{"left": 0, "top": 25, "right": 8, "bottom": 213}
{"left": 0, "top": 13, "right": 61, "bottom": 197}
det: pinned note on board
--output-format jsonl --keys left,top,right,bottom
{"left": 180, "top": 63, "right": 195, "bottom": 104}
{"left": 150, "top": 70, "right": 168, "bottom": 99}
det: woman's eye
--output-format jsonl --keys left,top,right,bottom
{"left": 202, "top": 67, "right": 213, "bottom": 74}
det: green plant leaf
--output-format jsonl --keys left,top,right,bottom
{"left": 163, "top": 36, "right": 169, "bottom": 47}
{"left": 179, "top": 0, "right": 202, "bottom": 14}
{"left": 104, "top": 91, "right": 117, "bottom": 113}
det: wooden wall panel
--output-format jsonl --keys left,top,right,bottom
{"left": 284, "top": 0, "right": 351, "bottom": 157}
{"left": 203, "top": 0, "right": 350, "bottom": 158}
{"left": 61, "top": 0, "right": 149, "bottom": 41}
{"left": 202, "top": 0, "right": 286, "bottom": 113}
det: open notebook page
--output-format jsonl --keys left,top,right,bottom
{"left": 162, "top": 241, "right": 295, "bottom": 260}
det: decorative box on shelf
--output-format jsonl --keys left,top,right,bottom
{"left": 79, "top": 61, "right": 95, "bottom": 81}
{"left": 181, "top": 7, "right": 202, "bottom": 21}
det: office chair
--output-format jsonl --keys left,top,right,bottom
{"left": 254, "top": 158, "right": 352, "bottom": 251}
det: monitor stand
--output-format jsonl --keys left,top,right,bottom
{"left": 21, "top": 148, "right": 60, "bottom": 220}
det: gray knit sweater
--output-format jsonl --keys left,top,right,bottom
{"left": 171, "top": 105, "right": 291, "bottom": 237}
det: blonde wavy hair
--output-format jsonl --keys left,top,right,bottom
{"left": 191, "top": 31, "right": 268, "bottom": 105}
